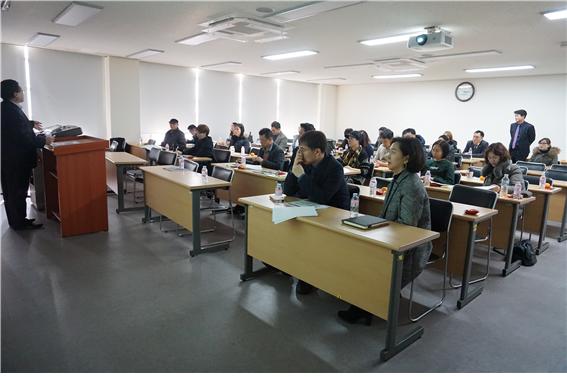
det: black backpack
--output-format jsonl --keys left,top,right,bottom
{"left": 512, "top": 239, "right": 537, "bottom": 266}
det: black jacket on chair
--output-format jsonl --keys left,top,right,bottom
{"left": 183, "top": 136, "right": 213, "bottom": 158}
{"left": 1, "top": 100, "right": 46, "bottom": 172}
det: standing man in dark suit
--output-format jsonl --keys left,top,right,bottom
{"left": 509, "top": 109, "right": 536, "bottom": 163}
{"left": 1, "top": 79, "right": 53, "bottom": 230}
{"left": 250, "top": 128, "right": 284, "bottom": 170}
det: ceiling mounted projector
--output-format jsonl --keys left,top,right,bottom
{"left": 408, "top": 26, "right": 453, "bottom": 52}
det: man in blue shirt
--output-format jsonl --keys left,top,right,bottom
{"left": 509, "top": 109, "right": 536, "bottom": 163}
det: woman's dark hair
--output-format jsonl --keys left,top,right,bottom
{"left": 438, "top": 134, "right": 449, "bottom": 141}
{"left": 234, "top": 123, "right": 245, "bottom": 139}
{"left": 299, "top": 130, "right": 326, "bottom": 153}
{"left": 391, "top": 137, "right": 426, "bottom": 173}
{"left": 432, "top": 140, "right": 450, "bottom": 159}
{"left": 402, "top": 128, "right": 416, "bottom": 136}
{"left": 359, "top": 130, "right": 371, "bottom": 147}
{"left": 259, "top": 128, "right": 273, "bottom": 139}
{"left": 444, "top": 131, "right": 454, "bottom": 141}
{"left": 197, "top": 124, "right": 210, "bottom": 136}
{"left": 348, "top": 130, "right": 363, "bottom": 144}
{"left": 538, "top": 137, "right": 551, "bottom": 145}
{"left": 299, "top": 122, "right": 315, "bottom": 133}
{"left": 380, "top": 129, "right": 394, "bottom": 140}
{"left": 1, "top": 79, "right": 21, "bottom": 101}
{"left": 188, "top": 124, "right": 196, "bottom": 131}
{"left": 484, "top": 142, "right": 510, "bottom": 164}
{"left": 343, "top": 128, "right": 353, "bottom": 138}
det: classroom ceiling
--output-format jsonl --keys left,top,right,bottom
{"left": 1, "top": 1, "right": 566, "bottom": 85}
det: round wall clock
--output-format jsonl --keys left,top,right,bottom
{"left": 455, "top": 81, "right": 475, "bottom": 102}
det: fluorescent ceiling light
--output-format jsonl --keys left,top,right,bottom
{"left": 324, "top": 62, "right": 374, "bottom": 69}
{"left": 420, "top": 49, "right": 502, "bottom": 61}
{"left": 254, "top": 34, "right": 289, "bottom": 44}
{"left": 543, "top": 9, "right": 567, "bottom": 20}
{"left": 27, "top": 33, "right": 60, "bottom": 47}
{"left": 53, "top": 2, "right": 103, "bottom": 26}
{"left": 465, "top": 65, "right": 535, "bottom": 73}
{"left": 307, "top": 77, "right": 346, "bottom": 82}
{"left": 359, "top": 31, "right": 421, "bottom": 46}
{"left": 127, "top": 49, "right": 164, "bottom": 59}
{"left": 262, "top": 50, "right": 318, "bottom": 61}
{"left": 372, "top": 73, "right": 422, "bottom": 79}
{"left": 561, "top": 41, "right": 567, "bottom": 47}
{"left": 265, "top": 2, "right": 362, "bottom": 23}
{"left": 200, "top": 61, "right": 242, "bottom": 68}
{"left": 176, "top": 32, "right": 217, "bottom": 46}
{"left": 262, "top": 70, "right": 300, "bottom": 76}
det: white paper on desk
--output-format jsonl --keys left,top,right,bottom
{"left": 286, "top": 199, "right": 328, "bottom": 210}
{"left": 245, "top": 164, "right": 263, "bottom": 171}
{"left": 272, "top": 205, "right": 318, "bottom": 224}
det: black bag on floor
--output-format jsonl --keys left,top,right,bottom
{"left": 512, "top": 239, "right": 537, "bottom": 266}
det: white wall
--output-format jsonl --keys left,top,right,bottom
{"left": 279, "top": 80, "right": 319, "bottom": 139}
{"left": 336, "top": 74, "right": 567, "bottom": 159}
{"left": 318, "top": 84, "right": 338, "bottom": 141}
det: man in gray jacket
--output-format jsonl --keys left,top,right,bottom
{"left": 271, "top": 121, "right": 289, "bottom": 152}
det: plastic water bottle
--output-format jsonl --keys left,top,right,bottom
{"left": 369, "top": 177, "right": 377, "bottom": 196}
{"left": 178, "top": 155, "right": 184, "bottom": 169}
{"left": 539, "top": 172, "right": 546, "bottom": 189}
{"left": 275, "top": 182, "right": 283, "bottom": 198}
{"left": 424, "top": 170, "right": 432, "bottom": 187}
{"left": 468, "top": 149, "right": 473, "bottom": 160}
{"left": 350, "top": 193, "right": 360, "bottom": 217}
{"left": 513, "top": 182, "right": 522, "bottom": 199}
{"left": 240, "top": 146, "right": 245, "bottom": 155}
{"left": 229, "top": 146, "right": 235, "bottom": 153}
{"left": 500, "top": 174, "right": 510, "bottom": 197}
{"left": 201, "top": 166, "right": 208, "bottom": 181}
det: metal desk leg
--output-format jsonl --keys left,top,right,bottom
{"left": 503, "top": 204, "right": 522, "bottom": 276}
{"left": 380, "top": 251, "right": 424, "bottom": 362}
{"left": 115, "top": 165, "right": 145, "bottom": 214}
{"left": 558, "top": 193, "right": 567, "bottom": 243}
{"left": 535, "top": 193, "right": 551, "bottom": 254}
{"left": 457, "top": 222, "right": 483, "bottom": 309}
{"left": 240, "top": 205, "right": 270, "bottom": 281}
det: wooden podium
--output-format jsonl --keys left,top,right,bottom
{"left": 42, "top": 135, "right": 109, "bottom": 237}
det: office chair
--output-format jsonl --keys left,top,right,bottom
{"left": 468, "top": 166, "right": 482, "bottom": 177}
{"left": 184, "top": 159, "right": 199, "bottom": 171}
{"left": 523, "top": 174, "right": 552, "bottom": 185}
{"left": 358, "top": 162, "right": 375, "bottom": 186}
{"left": 454, "top": 172, "right": 461, "bottom": 185}
{"left": 550, "top": 164, "right": 567, "bottom": 172}
{"left": 126, "top": 147, "right": 161, "bottom": 202}
{"left": 109, "top": 137, "right": 126, "bottom": 152}
{"left": 213, "top": 148, "right": 231, "bottom": 163}
{"left": 546, "top": 169, "right": 567, "bottom": 182}
{"left": 282, "top": 159, "right": 291, "bottom": 172}
{"left": 109, "top": 140, "right": 119, "bottom": 152}
{"left": 516, "top": 161, "right": 545, "bottom": 172}
{"left": 518, "top": 166, "right": 528, "bottom": 175}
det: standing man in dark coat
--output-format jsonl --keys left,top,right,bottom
{"left": 509, "top": 109, "right": 536, "bottom": 163}
{"left": 1, "top": 79, "right": 53, "bottom": 230}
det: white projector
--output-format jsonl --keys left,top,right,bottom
{"left": 408, "top": 28, "right": 454, "bottom": 52}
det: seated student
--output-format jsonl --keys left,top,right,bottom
{"left": 289, "top": 122, "right": 316, "bottom": 169}
{"left": 463, "top": 130, "right": 489, "bottom": 157}
{"left": 271, "top": 121, "right": 289, "bottom": 153}
{"left": 227, "top": 123, "right": 250, "bottom": 153}
{"left": 250, "top": 128, "right": 284, "bottom": 170}
{"left": 284, "top": 130, "right": 350, "bottom": 294}
{"left": 402, "top": 127, "right": 427, "bottom": 147}
{"left": 360, "top": 130, "right": 375, "bottom": 160}
{"left": 481, "top": 142, "right": 524, "bottom": 192}
{"left": 160, "top": 118, "right": 187, "bottom": 151}
{"left": 337, "top": 137, "right": 432, "bottom": 325}
{"left": 339, "top": 130, "right": 369, "bottom": 169}
{"left": 340, "top": 128, "right": 353, "bottom": 150}
{"left": 436, "top": 134, "right": 457, "bottom": 162}
{"left": 443, "top": 130, "right": 459, "bottom": 151}
{"left": 374, "top": 129, "right": 394, "bottom": 167}
{"left": 529, "top": 138, "right": 560, "bottom": 166}
{"left": 424, "top": 140, "right": 455, "bottom": 184}
{"left": 187, "top": 124, "right": 197, "bottom": 143}
{"left": 374, "top": 126, "right": 391, "bottom": 149}
{"left": 183, "top": 124, "right": 213, "bottom": 159}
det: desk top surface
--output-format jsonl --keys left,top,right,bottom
{"left": 105, "top": 152, "right": 147, "bottom": 165}
{"left": 240, "top": 195, "right": 439, "bottom": 252}
{"left": 140, "top": 165, "right": 231, "bottom": 190}
{"left": 212, "top": 163, "right": 286, "bottom": 181}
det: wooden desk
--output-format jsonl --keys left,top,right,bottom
{"left": 140, "top": 166, "right": 231, "bottom": 256}
{"left": 239, "top": 194, "right": 438, "bottom": 361}
{"left": 105, "top": 152, "right": 147, "bottom": 213}
{"left": 188, "top": 156, "right": 212, "bottom": 162}
{"left": 356, "top": 185, "right": 498, "bottom": 309}
{"left": 523, "top": 186, "right": 562, "bottom": 254}
{"left": 126, "top": 144, "right": 151, "bottom": 160}
{"left": 460, "top": 157, "right": 485, "bottom": 170}
{"left": 374, "top": 165, "right": 393, "bottom": 178}
{"left": 212, "top": 163, "right": 284, "bottom": 202}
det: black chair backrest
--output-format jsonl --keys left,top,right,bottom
{"left": 469, "top": 166, "right": 482, "bottom": 177}
{"left": 184, "top": 159, "right": 199, "bottom": 172}
{"left": 250, "top": 147, "right": 261, "bottom": 155}
{"left": 211, "top": 166, "right": 234, "bottom": 183}
{"left": 454, "top": 172, "right": 461, "bottom": 185}
{"left": 282, "top": 159, "right": 291, "bottom": 172}
{"left": 148, "top": 147, "right": 161, "bottom": 165}
{"left": 546, "top": 169, "right": 567, "bottom": 182}
{"left": 523, "top": 174, "right": 552, "bottom": 185}
{"left": 449, "top": 184, "right": 498, "bottom": 209}
{"left": 429, "top": 198, "right": 453, "bottom": 233}
{"left": 347, "top": 184, "right": 360, "bottom": 198}
{"left": 550, "top": 164, "right": 567, "bottom": 172}
{"left": 454, "top": 155, "right": 462, "bottom": 168}
{"left": 523, "top": 179, "right": 529, "bottom": 191}
{"left": 214, "top": 143, "right": 229, "bottom": 150}
{"left": 516, "top": 161, "right": 545, "bottom": 171}
{"left": 358, "top": 162, "right": 375, "bottom": 184}
{"left": 213, "top": 148, "right": 231, "bottom": 163}
{"left": 374, "top": 177, "right": 391, "bottom": 188}
{"left": 147, "top": 139, "right": 156, "bottom": 145}
{"left": 158, "top": 150, "right": 176, "bottom": 165}
{"left": 518, "top": 166, "right": 528, "bottom": 175}
{"left": 109, "top": 137, "right": 126, "bottom": 152}
{"left": 109, "top": 140, "right": 119, "bottom": 151}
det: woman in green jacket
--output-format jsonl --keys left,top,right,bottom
{"left": 424, "top": 139, "right": 455, "bottom": 185}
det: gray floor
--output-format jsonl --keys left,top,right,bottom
{"left": 2, "top": 193, "right": 566, "bottom": 372}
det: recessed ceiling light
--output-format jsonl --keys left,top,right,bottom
{"left": 420, "top": 49, "right": 502, "bottom": 61}
{"left": 200, "top": 61, "right": 242, "bottom": 69}
{"left": 543, "top": 9, "right": 567, "bottom": 20}
{"left": 27, "top": 32, "right": 60, "bottom": 47}
{"left": 465, "top": 65, "right": 535, "bottom": 73}
{"left": 262, "top": 50, "right": 318, "bottom": 61}
{"left": 127, "top": 49, "right": 164, "bottom": 59}
{"left": 53, "top": 2, "right": 103, "bottom": 26}
{"left": 265, "top": 2, "right": 362, "bottom": 23}
{"left": 359, "top": 31, "right": 422, "bottom": 46}
{"left": 561, "top": 41, "right": 567, "bottom": 47}
{"left": 262, "top": 70, "right": 300, "bottom": 76}
{"left": 176, "top": 32, "right": 217, "bottom": 46}
{"left": 307, "top": 77, "right": 347, "bottom": 82}
{"left": 372, "top": 73, "right": 423, "bottom": 79}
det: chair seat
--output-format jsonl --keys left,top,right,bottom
{"left": 126, "top": 169, "right": 144, "bottom": 182}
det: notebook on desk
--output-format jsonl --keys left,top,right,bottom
{"left": 342, "top": 215, "right": 389, "bottom": 230}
